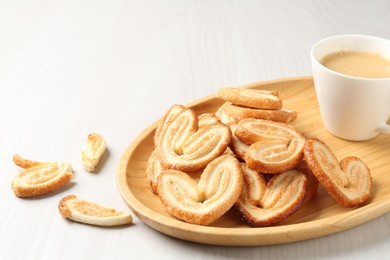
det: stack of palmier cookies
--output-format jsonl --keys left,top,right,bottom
{"left": 147, "top": 87, "right": 372, "bottom": 227}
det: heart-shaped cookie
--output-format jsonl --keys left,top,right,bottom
{"left": 303, "top": 138, "right": 372, "bottom": 207}
{"left": 157, "top": 154, "right": 243, "bottom": 225}
{"left": 235, "top": 118, "right": 306, "bottom": 173}
{"left": 12, "top": 155, "right": 74, "bottom": 198}
{"left": 234, "top": 164, "right": 307, "bottom": 227}
{"left": 156, "top": 105, "right": 231, "bottom": 172}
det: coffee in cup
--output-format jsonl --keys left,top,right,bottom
{"left": 311, "top": 34, "right": 390, "bottom": 141}
{"left": 320, "top": 50, "right": 390, "bottom": 79}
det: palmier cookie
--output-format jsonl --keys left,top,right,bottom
{"left": 157, "top": 154, "right": 243, "bottom": 225}
{"left": 303, "top": 138, "right": 372, "bottom": 207}
{"left": 156, "top": 105, "right": 231, "bottom": 172}
{"left": 236, "top": 118, "right": 306, "bottom": 174}
{"left": 234, "top": 164, "right": 307, "bottom": 227}
{"left": 223, "top": 103, "right": 297, "bottom": 123}
{"left": 81, "top": 133, "right": 106, "bottom": 172}
{"left": 59, "top": 195, "right": 132, "bottom": 226}
{"left": 12, "top": 155, "right": 74, "bottom": 198}
{"left": 217, "top": 87, "right": 282, "bottom": 110}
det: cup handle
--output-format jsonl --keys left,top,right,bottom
{"left": 376, "top": 123, "right": 390, "bottom": 134}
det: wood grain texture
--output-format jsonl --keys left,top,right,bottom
{"left": 117, "top": 77, "right": 390, "bottom": 246}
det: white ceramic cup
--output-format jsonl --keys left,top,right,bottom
{"left": 311, "top": 34, "right": 390, "bottom": 141}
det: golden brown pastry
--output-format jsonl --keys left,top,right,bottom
{"left": 199, "top": 114, "right": 235, "bottom": 158}
{"left": 235, "top": 164, "right": 307, "bottom": 227}
{"left": 157, "top": 155, "right": 243, "bottom": 225}
{"left": 59, "top": 195, "right": 132, "bottom": 226}
{"left": 228, "top": 122, "right": 249, "bottom": 161}
{"left": 147, "top": 148, "right": 207, "bottom": 194}
{"left": 154, "top": 104, "right": 186, "bottom": 147}
{"left": 223, "top": 103, "right": 297, "bottom": 123}
{"left": 81, "top": 133, "right": 106, "bottom": 172}
{"left": 12, "top": 155, "right": 74, "bottom": 198}
{"left": 236, "top": 118, "right": 306, "bottom": 174}
{"left": 295, "top": 159, "right": 319, "bottom": 203}
{"left": 146, "top": 149, "right": 164, "bottom": 193}
{"left": 215, "top": 102, "right": 239, "bottom": 124}
{"left": 156, "top": 105, "right": 231, "bottom": 172}
{"left": 197, "top": 113, "right": 220, "bottom": 128}
{"left": 303, "top": 138, "right": 372, "bottom": 207}
{"left": 13, "top": 154, "right": 48, "bottom": 168}
{"left": 217, "top": 87, "right": 282, "bottom": 110}
{"left": 151, "top": 107, "right": 243, "bottom": 193}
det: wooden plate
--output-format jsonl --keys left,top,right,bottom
{"left": 117, "top": 76, "right": 390, "bottom": 246}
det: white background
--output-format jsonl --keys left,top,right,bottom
{"left": 1, "top": 0, "right": 390, "bottom": 259}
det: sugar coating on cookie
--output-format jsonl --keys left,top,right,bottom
{"left": 217, "top": 87, "right": 282, "bottom": 110}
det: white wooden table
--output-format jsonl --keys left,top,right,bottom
{"left": 1, "top": 1, "right": 390, "bottom": 259}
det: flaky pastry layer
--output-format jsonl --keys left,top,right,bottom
{"left": 236, "top": 118, "right": 306, "bottom": 173}
{"left": 157, "top": 155, "right": 243, "bottom": 225}
{"left": 223, "top": 103, "right": 297, "bottom": 123}
{"left": 81, "top": 133, "right": 106, "bottom": 172}
{"left": 217, "top": 87, "right": 282, "bottom": 110}
{"left": 155, "top": 105, "right": 231, "bottom": 172}
{"left": 59, "top": 195, "right": 132, "bottom": 226}
{"left": 12, "top": 156, "right": 74, "bottom": 198}
{"left": 303, "top": 138, "right": 372, "bottom": 207}
{"left": 235, "top": 164, "right": 307, "bottom": 227}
